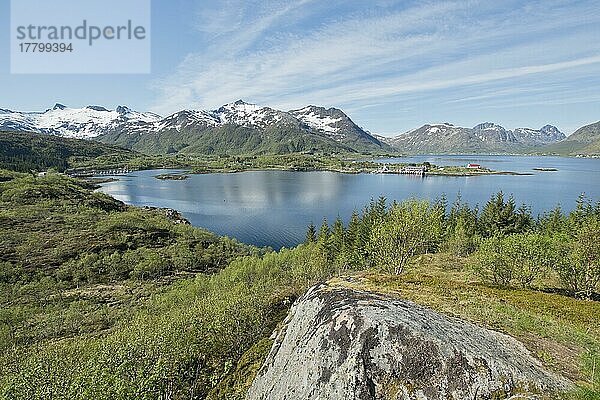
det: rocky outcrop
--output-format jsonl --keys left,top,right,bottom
{"left": 142, "top": 206, "right": 190, "bottom": 225}
{"left": 247, "top": 282, "right": 572, "bottom": 400}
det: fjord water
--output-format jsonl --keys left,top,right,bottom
{"left": 97, "top": 155, "right": 600, "bottom": 249}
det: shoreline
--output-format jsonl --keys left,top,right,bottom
{"left": 79, "top": 165, "right": 530, "bottom": 181}
{"left": 69, "top": 152, "right": 600, "bottom": 180}
{"left": 151, "top": 167, "right": 529, "bottom": 177}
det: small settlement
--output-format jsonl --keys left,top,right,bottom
{"left": 374, "top": 164, "right": 427, "bottom": 176}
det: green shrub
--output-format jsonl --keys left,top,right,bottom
{"left": 0, "top": 244, "right": 334, "bottom": 399}
{"left": 474, "top": 233, "right": 555, "bottom": 288}
{"left": 554, "top": 217, "right": 600, "bottom": 299}
{"left": 368, "top": 199, "right": 443, "bottom": 274}
{"left": 473, "top": 236, "right": 512, "bottom": 285}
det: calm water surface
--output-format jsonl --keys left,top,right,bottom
{"left": 97, "top": 155, "right": 600, "bottom": 249}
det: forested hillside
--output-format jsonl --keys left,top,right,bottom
{"left": 0, "top": 131, "right": 136, "bottom": 172}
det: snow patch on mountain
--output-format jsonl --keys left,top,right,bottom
{"left": 214, "top": 100, "right": 287, "bottom": 128}
{"left": 290, "top": 106, "right": 343, "bottom": 134}
{"left": 151, "top": 110, "right": 221, "bottom": 132}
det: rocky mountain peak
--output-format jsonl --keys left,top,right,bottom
{"left": 539, "top": 124, "right": 565, "bottom": 138}
{"left": 86, "top": 105, "right": 109, "bottom": 112}
{"left": 512, "top": 124, "right": 565, "bottom": 143}
{"left": 297, "top": 105, "right": 345, "bottom": 116}
{"left": 116, "top": 105, "right": 131, "bottom": 114}
{"left": 52, "top": 103, "right": 67, "bottom": 111}
{"left": 219, "top": 100, "right": 261, "bottom": 112}
{"left": 473, "top": 122, "right": 506, "bottom": 131}
{"left": 385, "top": 120, "right": 566, "bottom": 153}
{"left": 289, "top": 106, "right": 349, "bottom": 135}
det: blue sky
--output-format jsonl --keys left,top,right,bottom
{"left": 1, "top": 0, "right": 599, "bottom": 135}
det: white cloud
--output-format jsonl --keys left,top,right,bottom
{"left": 317, "top": 55, "right": 600, "bottom": 104}
{"left": 150, "top": 0, "right": 600, "bottom": 120}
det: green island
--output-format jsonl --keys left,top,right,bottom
{"left": 183, "top": 155, "right": 530, "bottom": 176}
{"left": 0, "top": 167, "right": 598, "bottom": 399}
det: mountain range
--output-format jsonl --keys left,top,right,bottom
{"left": 0, "top": 101, "right": 597, "bottom": 155}
{"left": 381, "top": 122, "right": 566, "bottom": 154}
{"left": 0, "top": 101, "right": 389, "bottom": 155}
{"left": 0, "top": 104, "right": 160, "bottom": 139}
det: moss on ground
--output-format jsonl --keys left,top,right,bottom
{"left": 207, "top": 338, "right": 274, "bottom": 400}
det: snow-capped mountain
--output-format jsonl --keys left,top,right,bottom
{"left": 291, "top": 106, "right": 346, "bottom": 139}
{"left": 512, "top": 125, "right": 566, "bottom": 144}
{"left": 150, "top": 109, "right": 221, "bottom": 132}
{"left": 145, "top": 100, "right": 302, "bottom": 133}
{"left": 290, "top": 105, "right": 381, "bottom": 147}
{"left": 0, "top": 100, "right": 387, "bottom": 153}
{"left": 0, "top": 104, "right": 161, "bottom": 139}
{"left": 216, "top": 100, "right": 299, "bottom": 128}
{"left": 384, "top": 122, "right": 565, "bottom": 153}
{"left": 0, "top": 108, "right": 39, "bottom": 132}
{"left": 2, "top": 100, "right": 565, "bottom": 155}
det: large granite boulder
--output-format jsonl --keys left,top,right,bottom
{"left": 247, "top": 282, "right": 572, "bottom": 400}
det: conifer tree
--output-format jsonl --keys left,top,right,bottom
{"left": 305, "top": 222, "right": 317, "bottom": 243}
{"left": 330, "top": 216, "right": 346, "bottom": 262}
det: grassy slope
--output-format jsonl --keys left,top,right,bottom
{"left": 0, "top": 172, "right": 598, "bottom": 399}
{"left": 544, "top": 140, "right": 600, "bottom": 156}
{"left": 0, "top": 131, "right": 137, "bottom": 172}
{"left": 0, "top": 244, "right": 333, "bottom": 400}
{"left": 0, "top": 171, "right": 258, "bottom": 354}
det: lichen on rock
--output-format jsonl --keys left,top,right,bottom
{"left": 246, "top": 283, "right": 572, "bottom": 400}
